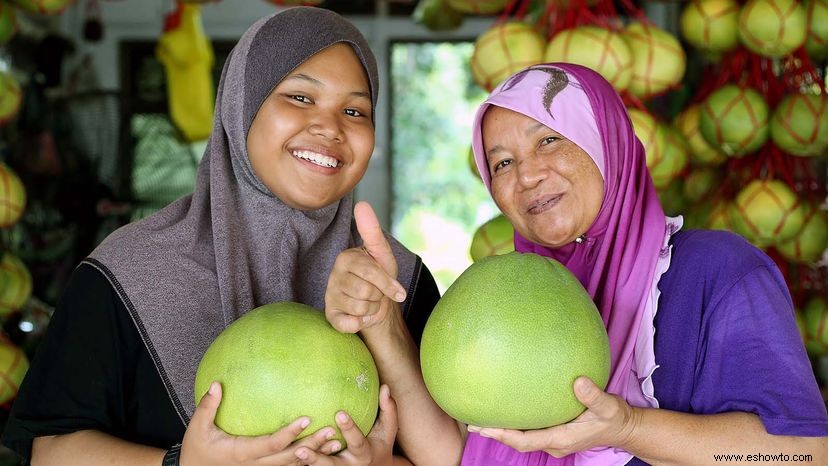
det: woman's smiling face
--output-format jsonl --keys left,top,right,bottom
{"left": 246, "top": 43, "right": 374, "bottom": 211}
{"left": 482, "top": 105, "right": 604, "bottom": 248}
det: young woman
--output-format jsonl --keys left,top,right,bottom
{"left": 1, "top": 8, "right": 459, "bottom": 466}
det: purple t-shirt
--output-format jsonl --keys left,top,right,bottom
{"left": 462, "top": 230, "right": 828, "bottom": 465}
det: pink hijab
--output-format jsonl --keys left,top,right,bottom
{"left": 465, "top": 64, "right": 681, "bottom": 465}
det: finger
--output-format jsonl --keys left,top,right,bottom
{"left": 354, "top": 202, "right": 404, "bottom": 297}
{"left": 326, "top": 309, "right": 365, "bottom": 334}
{"left": 295, "top": 447, "right": 337, "bottom": 466}
{"left": 319, "top": 439, "right": 343, "bottom": 455}
{"left": 329, "top": 253, "right": 401, "bottom": 304}
{"left": 293, "top": 425, "right": 337, "bottom": 450}
{"left": 191, "top": 381, "right": 222, "bottom": 433}
{"left": 240, "top": 417, "right": 314, "bottom": 458}
{"left": 475, "top": 427, "right": 543, "bottom": 453}
{"left": 370, "top": 384, "right": 398, "bottom": 445}
{"left": 335, "top": 410, "right": 368, "bottom": 456}
{"left": 573, "top": 376, "right": 608, "bottom": 412}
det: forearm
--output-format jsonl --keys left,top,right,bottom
{"left": 620, "top": 408, "right": 828, "bottom": 466}
{"left": 361, "top": 306, "right": 463, "bottom": 466}
{"left": 32, "top": 430, "right": 166, "bottom": 466}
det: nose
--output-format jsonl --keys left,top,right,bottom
{"left": 308, "top": 112, "right": 344, "bottom": 142}
{"left": 516, "top": 156, "right": 547, "bottom": 189}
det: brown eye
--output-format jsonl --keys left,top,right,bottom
{"left": 540, "top": 135, "right": 559, "bottom": 146}
{"left": 493, "top": 159, "right": 512, "bottom": 172}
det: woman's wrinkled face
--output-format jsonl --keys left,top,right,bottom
{"left": 246, "top": 43, "right": 374, "bottom": 210}
{"left": 482, "top": 106, "right": 604, "bottom": 248}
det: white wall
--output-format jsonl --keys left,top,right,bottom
{"left": 56, "top": 0, "right": 492, "bottom": 227}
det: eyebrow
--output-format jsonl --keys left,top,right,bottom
{"left": 283, "top": 73, "right": 371, "bottom": 100}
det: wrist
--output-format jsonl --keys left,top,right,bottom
{"left": 162, "top": 443, "right": 181, "bottom": 466}
{"left": 614, "top": 405, "right": 643, "bottom": 451}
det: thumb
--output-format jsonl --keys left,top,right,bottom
{"left": 354, "top": 201, "right": 398, "bottom": 278}
{"left": 369, "top": 384, "right": 398, "bottom": 445}
{"left": 192, "top": 381, "right": 222, "bottom": 430}
{"left": 574, "top": 376, "right": 609, "bottom": 412}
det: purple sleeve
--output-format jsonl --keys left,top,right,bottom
{"left": 691, "top": 265, "right": 828, "bottom": 436}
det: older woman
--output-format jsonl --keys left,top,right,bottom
{"left": 461, "top": 63, "right": 827, "bottom": 465}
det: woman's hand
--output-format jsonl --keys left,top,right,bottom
{"left": 467, "top": 376, "right": 637, "bottom": 457}
{"left": 294, "top": 384, "right": 399, "bottom": 466}
{"left": 180, "top": 382, "right": 341, "bottom": 466}
{"left": 325, "top": 201, "right": 407, "bottom": 334}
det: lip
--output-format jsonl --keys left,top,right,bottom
{"left": 289, "top": 145, "right": 345, "bottom": 174}
{"left": 526, "top": 193, "right": 563, "bottom": 215}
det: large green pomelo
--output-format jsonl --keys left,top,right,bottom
{"left": 729, "top": 179, "right": 804, "bottom": 246}
{"left": 804, "top": 0, "right": 828, "bottom": 59}
{"left": 471, "top": 21, "right": 545, "bottom": 91}
{"left": 420, "top": 252, "right": 610, "bottom": 429}
{"left": 683, "top": 166, "right": 723, "bottom": 203}
{"left": 738, "top": 0, "right": 807, "bottom": 58}
{"left": 0, "top": 341, "right": 28, "bottom": 405}
{"left": 0, "top": 253, "right": 32, "bottom": 316}
{"left": 770, "top": 93, "right": 828, "bottom": 157}
{"left": 469, "top": 214, "right": 514, "bottom": 262}
{"left": 699, "top": 84, "right": 769, "bottom": 157}
{"left": 649, "top": 126, "right": 689, "bottom": 189}
{"left": 775, "top": 202, "right": 828, "bottom": 263}
{"left": 657, "top": 178, "right": 689, "bottom": 217}
{"left": 673, "top": 104, "right": 728, "bottom": 166}
{"left": 194, "top": 302, "right": 379, "bottom": 443}
{"left": 680, "top": 0, "right": 740, "bottom": 53}
{"left": 544, "top": 26, "right": 633, "bottom": 92}
{"left": 414, "top": 0, "right": 464, "bottom": 32}
{"left": 622, "top": 22, "right": 686, "bottom": 98}
{"left": 802, "top": 296, "right": 828, "bottom": 356}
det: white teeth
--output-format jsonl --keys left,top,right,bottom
{"left": 292, "top": 150, "right": 339, "bottom": 168}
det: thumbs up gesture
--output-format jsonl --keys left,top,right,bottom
{"left": 325, "top": 201, "right": 408, "bottom": 334}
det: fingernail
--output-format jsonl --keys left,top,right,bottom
{"left": 325, "top": 428, "right": 336, "bottom": 439}
{"left": 467, "top": 425, "right": 481, "bottom": 432}
{"left": 362, "top": 315, "right": 372, "bottom": 324}
{"left": 394, "top": 291, "right": 406, "bottom": 302}
{"left": 296, "top": 449, "right": 308, "bottom": 460}
{"left": 336, "top": 412, "right": 348, "bottom": 423}
{"left": 329, "top": 441, "right": 341, "bottom": 453}
{"left": 300, "top": 417, "right": 311, "bottom": 429}
{"left": 208, "top": 382, "right": 218, "bottom": 395}
{"left": 478, "top": 429, "right": 493, "bottom": 438}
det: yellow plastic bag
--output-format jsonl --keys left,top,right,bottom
{"left": 156, "top": 4, "right": 214, "bottom": 142}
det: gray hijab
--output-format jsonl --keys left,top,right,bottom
{"left": 86, "top": 7, "right": 420, "bottom": 424}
